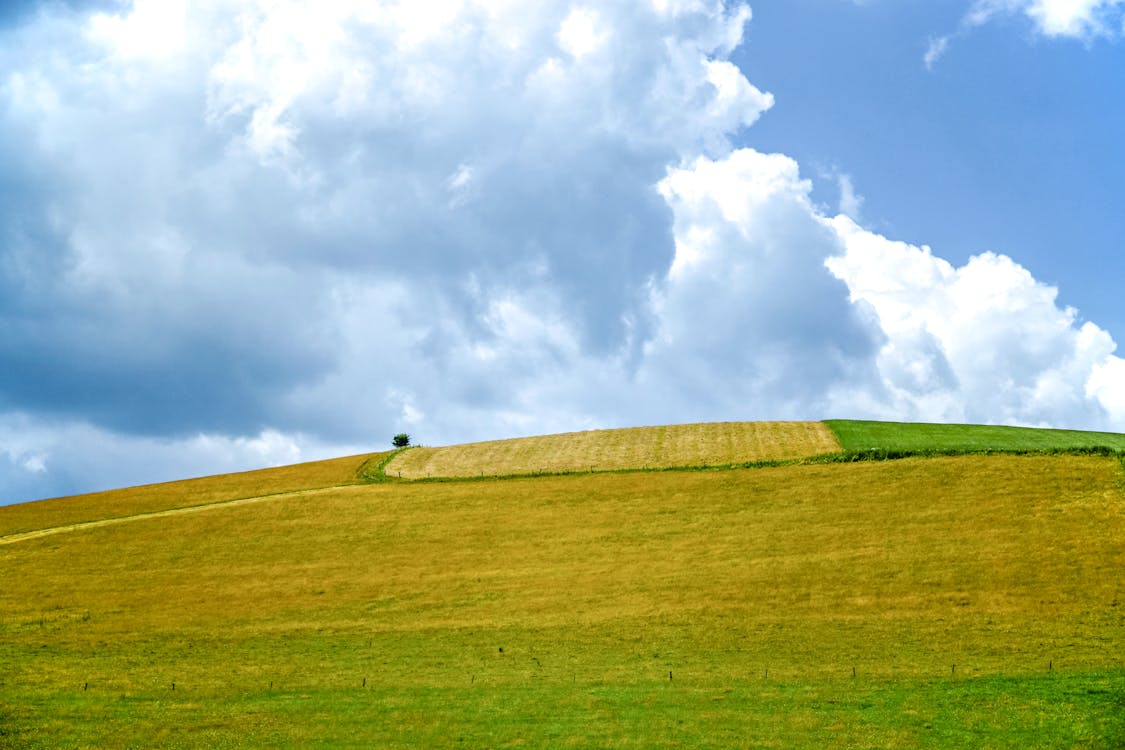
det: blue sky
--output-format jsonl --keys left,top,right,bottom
{"left": 738, "top": 1, "right": 1125, "bottom": 340}
{"left": 1, "top": 0, "right": 1123, "bottom": 505}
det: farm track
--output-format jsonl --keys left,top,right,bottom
{"left": 0, "top": 484, "right": 355, "bottom": 547}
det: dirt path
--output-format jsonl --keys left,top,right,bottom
{"left": 0, "top": 485, "right": 355, "bottom": 547}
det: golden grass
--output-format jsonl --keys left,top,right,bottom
{"left": 2, "top": 453, "right": 1122, "bottom": 746}
{"left": 0, "top": 452, "right": 384, "bottom": 537}
{"left": 3, "top": 455, "right": 1120, "bottom": 678}
{"left": 384, "top": 421, "right": 840, "bottom": 479}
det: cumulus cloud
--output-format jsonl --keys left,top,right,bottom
{"left": 0, "top": 0, "right": 1122, "bottom": 505}
{"left": 0, "top": 0, "right": 768, "bottom": 426}
{"left": 642, "top": 150, "right": 883, "bottom": 420}
{"left": 826, "top": 217, "right": 1125, "bottom": 430}
{"left": 0, "top": 0, "right": 776, "bottom": 501}
{"left": 1088, "top": 357, "right": 1125, "bottom": 422}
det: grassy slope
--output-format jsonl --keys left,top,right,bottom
{"left": 827, "top": 419, "right": 1125, "bottom": 453}
{"left": 2, "top": 451, "right": 1123, "bottom": 747}
{"left": 384, "top": 421, "right": 840, "bottom": 479}
{"left": 0, "top": 452, "right": 384, "bottom": 538}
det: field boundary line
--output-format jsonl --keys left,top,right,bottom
{"left": 0, "top": 484, "right": 362, "bottom": 547}
{"left": 375, "top": 446, "right": 1125, "bottom": 484}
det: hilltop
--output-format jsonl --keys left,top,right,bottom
{"left": 383, "top": 419, "right": 1125, "bottom": 480}
{"left": 1, "top": 421, "right": 1123, "bottom": 748}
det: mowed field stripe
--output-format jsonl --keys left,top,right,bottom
{"left": 385, "top": 421, "right": 841, "bottom": 479}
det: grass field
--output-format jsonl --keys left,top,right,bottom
{"left": 2, "top": 434, "right": 1123, "bottom": 747}
{"left": 383, "top": 421, "right": 840, "bottom": 479}
{"left": 0, "top": 452, "right": 382, "bottom": 538}
{"left": 827, "top": 419, "right": 1125, "bottom": 454}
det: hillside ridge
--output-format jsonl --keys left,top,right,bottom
{"left": 4, "top": 420, "right": 1125, "bottom": 539}
{"left": 2, "top": 421, "right": 1123, "bottom": 746}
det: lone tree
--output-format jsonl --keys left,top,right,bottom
{"left": 392, "top": 433, "right": 411, "bottom": 448}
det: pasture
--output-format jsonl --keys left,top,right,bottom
{"left": 2, "top": 428, "right": 1123, "bottom": 747}
{"left": 827, "top": 419, "right": 1125, "bottom": 454}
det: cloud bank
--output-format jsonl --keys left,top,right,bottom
{"left": 1, "top": 0, "right": 1122, "bottom": 503}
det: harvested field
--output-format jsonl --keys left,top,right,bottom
{"left": 383, "top": 421, "right": 841, "bottom": 479}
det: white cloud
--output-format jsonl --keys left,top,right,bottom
{"left": 0, "top": 414, "right": 358, "bottom": 504}
{"left": 836, "top": 173, "right": 864, "bottom": 219}
{"left": 637, "top": 151, "right": 1125, "bottom": 431}
{"left": 1024, "top": 0, "right": 1123, "bottom": 36}
{"left": 966, "top": 0, "right": 1125, "bottom": 37}
{"left": 557, "top": 7, "right": 608, "bottom": 58}
{"left": 827, "top": 216, "right": 1125, "bottom": 429}
{"left": 0, "top": 0, "right": 769, "bottom": 445}
{"left": 927, "top": 0, "right": 1124, "bottom": 66}
{"left": 86, "top": 0, "right": 190, "bottom": 60}
{"left": 924, "top": 35, "right": 950, "bottom": 70}
{"left": 1088, "top": 357, "right": 1125, "bottom": 422}
{"left": 642, "top": 150, "right": 883, "bottom": 420}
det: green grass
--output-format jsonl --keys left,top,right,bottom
{"left": 4, "top": 672, "right": 1121, "bottom": 748}
{"left": 2, "top": 448, "right": 1123, "bottom": 747}
{"left": 826, "top": 419, "right": 1125, "bottom": 455}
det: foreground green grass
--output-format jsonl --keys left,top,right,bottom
{"left": 4, "top": 671, "right": 1121, "bottom": 748}
{"left": 2, "top": 453, "right": 1123, "bottom": 747}
{"left": 827, "top": 419, "right": 1125, "bottom": 454}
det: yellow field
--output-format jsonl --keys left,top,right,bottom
{"left": 3, "top": 455, "right": 1121, "bottom": 672}
{"left": 0, "top": 452, "right": 382, "bottom": 538}
{"left": 1, "top": 454, "right": 1122, "bottom": 747}
{"left": 384, "top": 421, "right": 840, "bottom": 479}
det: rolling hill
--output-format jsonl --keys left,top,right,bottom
{"left": 1, "top": 421, "right": 1123, "bottom": 748}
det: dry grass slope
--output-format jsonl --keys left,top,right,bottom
{"left": 384, "top": 421, "right": 840, "bottom": 479}
{"left": 0, "top": 452, "right": 384, "bottom": 538}
{"left": 0, "top": 454, "right": 1122, "bottom": 747}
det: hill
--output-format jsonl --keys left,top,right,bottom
{"left": 383, "top": 419, "right": 1125, "bottom": 481}
{"left": 1, "top": 421, "right": 1123, "bottom": 748}
{"left": 0, "top": 452, "right": 385, "bottom": 539}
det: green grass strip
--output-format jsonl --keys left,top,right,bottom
{"left": 826, "top": 419, "right": 1125, "bottom": 453}
{"left": 356, "top": 448, "right": 408, "bottom": 482}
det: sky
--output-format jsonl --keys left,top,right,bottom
{"left": 1, "top": 0, "right": 1123, "bottom": 505}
